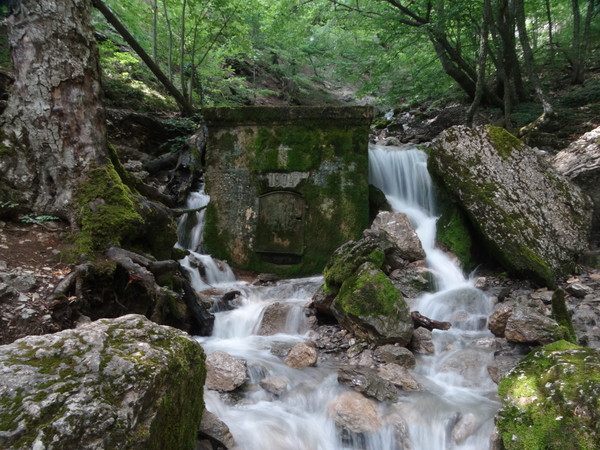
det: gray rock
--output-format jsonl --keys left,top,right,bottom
{"left": 429, "top": 125, "right": 592, "bottom": 286}
{"left": 206, "top": 351, "right": 248, "bottom": 392}
{"left": 409, "top": 327, "right": 434, "bottom": 354}
{"left": 257, "top": 302, "right": 293, "bottom": 336}
{"left": 284, "top": 342, "right": 317, "bottom": 369}
{"left": 504, "top": 306, "right": 561, "bottom": 345}
{"left": 338, "top": 367, "right": 399, "bottom": 402}
{"left": 198, "top": 410, "right": 235, "bottom": 448}
{"left": 385, "top": 404, "right": 413, "bottom": 450}
{"left": 552, "top": 126, "right": 600, "bottom": 248}
{"left": 327, "top": 391, "right": 383, "bottom": 434}
{"left": 0, "top": 314, "right": 205, "bottom": 450}
{"left": 370, "top": 211, "right": 426, "bottom": 262}
{"left": 374, "top": 344, "right": 416, "bottom": 369}
{"left": 259, "top": 376, "right": 289, "bottom": 396}
{"left": 0, "top": 282, "right": 17, "bottom": 302}
{"left": 488, "top": 300, "right": 516, "bottom": 337}
{"left": 451, "top": 412, "right": 480, "bottom": 444}
{"left": 565, "top": 283, "right": 592, "bottom": 299}
{"left": 377, "top": 363, "right": 420, "bottom": 391}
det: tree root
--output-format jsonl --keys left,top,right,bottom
{"left": 49, "top": 247, "right": 214, "bottom": 335}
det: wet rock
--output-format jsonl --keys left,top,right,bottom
{"left": 284, "top": 342, "right": 317, "bottom": 368}
{"left": 370, "top": 211, "right": 426, "bottom": 262}
{"left": 206, "top": 351, "right": 248, "bottom": 391}
{"left": 430, "top": 125, "right": 592, "bottom": 287}
{"left": 198, "top": 410, "right": 235, "bottom": 449}
{"left": 386, "top": 404, "right": 413, "bottom": 450}
{"left": 389, "top": 262, "right": 432, "bottom": 300}
{"left": 332, "top": 262, "right": 413, "bottom": 346}
{"left": 451, "top": 412, "right": 479, "bottom": 445}
{"left": 409, "top": 327, "right": 434, "bottom": 354}
{"left": 504, "top": 306, "right": 562, "bottom": 345}
{"left": 327, "top": 391, "right": 383, "bottom": 434}
{"left": 377, "top": 363, "right": 420, "bottom": 390}
{"left": 258, "top": 302, "right": 293, "bottom": 335}
{"left": 0, "top": 314, "right": 205, "bottom": 449}
{"left": 259, "top": 376, "right": 289, "bottom": 396}
{"left": 373, "top": 344, "right": 416, "bottom": 369}
{"left": 337, "top": 367, "right": 399, "bottom": 402}
{"left": 488, "top": 300, "right": 516, "bottom": 337}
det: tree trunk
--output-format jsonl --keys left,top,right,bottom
{"left": 545, "top": 0, "right": 554, "bottom": 61}
{"left": 93, "top": 0, "right": 193, "bottom": 116}
{"left": 515, "top": 0, "right": 554, "bottom": 135}
{"left": 466, "top": 0, "right": 492, "bottom": 126}
{"left": 162, "top": 0, "right": 174, "bottom": 82}
{"left": 0, "top": 0, "right": 107, "bottom": 218}
{"left": 570, "top": 0, "right": 584, "bottom": 84}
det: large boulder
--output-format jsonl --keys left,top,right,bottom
{"left": 0, "top": 314, "right": 205, "bottom": 450}
{"left": 496, "top": 340, "right": 600, "bottom": 449}
{"left": 429, "top": 125, "right": 592, "bottom": 287}
{"left": 331, "top": 262, "right": 413, "bottom": 345}
{"left": 552, "top": 126, "right": 600, "bottom": 250}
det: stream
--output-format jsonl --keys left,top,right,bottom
{"left": 178, "top": 144, "right": 501, "bottom": 449}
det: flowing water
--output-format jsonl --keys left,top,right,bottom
{"left": 180, "top": 145, "right": 500, "bottom": 449}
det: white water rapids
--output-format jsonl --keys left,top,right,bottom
{"left": 179, "top": 145, "right": 500, "bottom": 449}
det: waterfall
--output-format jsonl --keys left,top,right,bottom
{"left": 369, "top": 144, "right": 499, "bottom": 449}
{"left": 186, "top": 147, "right": 499, "bottom": 450}
{"left": 176, "top": 185, "right": 236, "bottom": 290}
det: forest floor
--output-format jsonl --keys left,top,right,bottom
{"left": 0, "top": 221, "right": 72, "bottom": 344}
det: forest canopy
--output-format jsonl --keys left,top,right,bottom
{"left": 83, "top": 0, "right": 599, "bottom": 116}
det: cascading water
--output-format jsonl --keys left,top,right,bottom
{"left": 176, "top": 185, "right": 236, "bottom": 290}
{"left": 369, "top": 143, "right": 500, "bottom": 449}
{"left": 182, "top": 146, "right": 499, "bottom": 450}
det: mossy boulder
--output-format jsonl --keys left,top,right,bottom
{"left": 0, "top": 314, "right": 206, "bottom": 450}
{"left": 496, "top": 340, "right": 600, "bottom": 449}
{"left": 331, "top": 262, "right": 413, "bottom": 345}
{"left": 429, "top": 125, "right": 592, "bottom": 287}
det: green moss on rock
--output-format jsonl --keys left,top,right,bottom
{"left": 497, "top": 340, "right": 600, "bottom": 450}
{"left": 73, "top": 162, "right": 143, "bottom": 257}
{"left": 551, "top": 289, "right": 577, "bottom": 344}
{"left": 487, "top": 125, "right": 522, "bottom": 159}
{"left": 337, "top": 262, "right": 400, "bottom": 317}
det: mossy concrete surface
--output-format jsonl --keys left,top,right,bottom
{"left": 0, "top": 314, "right": 205, "bottom": 450}
{"left": 496, "top": 340, "right": 600, "bottom": 449}
{"left": 202, "top": 106, "right": 373, "bottom": 277}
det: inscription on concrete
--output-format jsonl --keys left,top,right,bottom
{"left": 265, "top": 172, "right": 309, "bottom": 188}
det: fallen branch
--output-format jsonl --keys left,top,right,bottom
{"left": 411, "top": 311, "right": 451, "bottom": 331}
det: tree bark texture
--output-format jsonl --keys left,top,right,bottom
{"left": 1, "top": 0, "right": 107, "bottom": 218}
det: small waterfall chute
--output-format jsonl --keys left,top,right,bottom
{"left": 176, "top": 185, "right": 236, "bottom": 290}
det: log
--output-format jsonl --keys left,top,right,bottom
{"left": 411, "top": 311, "right": 451, "bottom": 331}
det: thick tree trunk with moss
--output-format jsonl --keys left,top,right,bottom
{"left": 0, "top": 0, "right": 107, "bottom": 220}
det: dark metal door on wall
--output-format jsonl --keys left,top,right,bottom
{"left": 255, "top": 191, "right": 305, "bottom": 257}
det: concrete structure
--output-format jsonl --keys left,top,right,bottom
{"left": 202, "top": 106, "right": 374, "bottom": 276}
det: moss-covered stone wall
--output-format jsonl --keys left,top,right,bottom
{"left": 202, "top": 106, "right": 373, "bottom": 276}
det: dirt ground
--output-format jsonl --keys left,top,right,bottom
{"left": 0, "top": 220, "right": 73, "bottom": 344}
